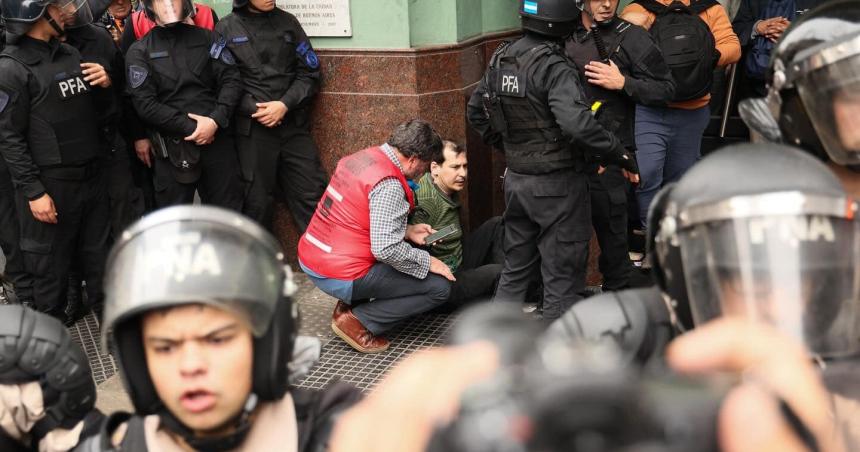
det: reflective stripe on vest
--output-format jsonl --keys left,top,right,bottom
{"left": 298, "top": 146, "right": 415, "bottom": 280}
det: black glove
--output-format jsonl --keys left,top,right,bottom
{"left": 604, "top": 146, "right": 639, "bottom": 175}
{"left": 617, "top": 150, "right": 639, "bottom": 175}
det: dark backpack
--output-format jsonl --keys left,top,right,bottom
{"left": 634, "top": 0, "right": 721, "bottom": 101}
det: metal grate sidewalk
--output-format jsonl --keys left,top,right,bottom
{"left": 69, "top": 273, "right": 455, "bottom": 393}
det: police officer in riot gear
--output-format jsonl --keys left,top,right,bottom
{"left": 0, "top": 13, "right": 25, "bottom": 306}
{"left": 545, "top": 143, "right": 860, "bottom": 371}
{"left": 565, "top": 0, "right": 674, "bottom": 291}
{"left": 467, "top": 0, "right": 639, "bottom": 321}
{"left": 651, "top": 144, "right": 860, "bottom": 357}
{"left": 125, "top": 0, "right": 244, "bottom": 211}
{"left": 216, "top": 0, "right": 328, "bottom": 231}
{"left": 739, "top": 0, "right": 860, "bottom": 175}
{"left": 63, "top": 0, "right": 143, "bottom": 240}
{"left": 62, "top": 0, "right": 144, "bottom": 322}
{"left": 737, "top": 1, "right": 860, "bottom": 445}
{"left": 0, "top": 0, "right": 110, "bottom": 323}
{"left": 71, "top": 206, "right": 361, "bottom": 451}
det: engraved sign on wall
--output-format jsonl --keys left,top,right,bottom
{"left": 276, "top": 0, "right": 352, "bottom": 37}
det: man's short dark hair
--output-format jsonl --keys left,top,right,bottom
{"left": 432, "top": 140, "right": 465, "bottom": 165}
{"left": 387, "top": 119, "right": 443, "bottom": 163}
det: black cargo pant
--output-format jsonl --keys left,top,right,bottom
{"left": 449, "top": 216, "right": 505, "bottom": 305}
{"left": 152, "top": 130, "right": 244, "bottom": 211}
{"left": 235, "top": 118, "right": 327, "bottom": 232}
{"left": 102, "top": 134, "right": 145, "bottom": 239}
{"left": 493, "top": 168, "right": 591, "bottom": 320}
{"left": 589, "top": 165, "right": 631, "bottom": 291}
{"left": 0, "top": 158, "right": 32, "bottom": 303}
{"left": 15, "top": 163, "right": 109, "bottom": 319}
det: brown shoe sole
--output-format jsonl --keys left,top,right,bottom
{"left": 331, "top": 320, "right": 390, "bottom": 353}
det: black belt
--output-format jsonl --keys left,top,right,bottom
{"left": 40, "top": 161, "right": 100, "bottom": 180}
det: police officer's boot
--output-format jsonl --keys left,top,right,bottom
{"left": 64, "top": 274, "right": 86, "bottom": 326}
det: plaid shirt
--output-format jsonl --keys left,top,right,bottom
{"left": 367, "top": 144, "right": 430, "bottom": 279}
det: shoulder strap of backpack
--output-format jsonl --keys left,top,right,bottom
{"left": 633, "top": 0, "right": 668, "bottom": 15}
{"left": 688, "top": 0, "right": 720, "bottom": 15}
{"left": 609, "top": 20, "right": 633, "bottom": 56}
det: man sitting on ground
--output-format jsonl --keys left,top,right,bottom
{"left": 298, "top": 119, "right": 455, "bottom": 354}
{"left": 410, "top": 140, "right": 504, "bottom": 306}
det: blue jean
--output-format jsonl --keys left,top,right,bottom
{"left": 634, "top": 104, "right": 711, "bottom": 226}
{"left": 346, "top": 263, "right": 451, "bottom": 335}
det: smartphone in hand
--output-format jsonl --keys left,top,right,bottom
{"left": 425, "top": 224, "right": 458, "bottom": 246}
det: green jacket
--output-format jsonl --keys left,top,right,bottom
{"left": 409, "top": 173, "right": 463, "bottom": 272}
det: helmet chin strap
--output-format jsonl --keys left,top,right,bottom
{"left": 45, "top": 15, "right": 66, "bottom": 36}
{"left": 161, "top": 393, "right": 260, "bottom": 452}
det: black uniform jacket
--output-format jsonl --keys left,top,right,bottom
{"left": 467, "top": 33, "right": 628, "bottom": 169}
{"left": 565, "top": 18, "right": 675, "bottom": 150}
{"left": 215, "top": 7, "right": 320, "bottom": 119}
{"left": 124, "top": 23, "right": 242, "bottom": 138}
{"left": 0, "top": 37, "right": 100, "bottom": 200}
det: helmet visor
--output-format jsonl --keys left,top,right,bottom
{"left": 103, "top": 219, "right": 284, "bottom": 349}
{"left": 146, "top": 0, "right": 190, "bottom": 25}
{"left": 796, "top": 41, "right": 860, "bottom": 166}
{"left": 57, "top": 0, "right": 93, "bottom": 27}
{"left": 679, "top": 214, "right": 860, "bottom": 358}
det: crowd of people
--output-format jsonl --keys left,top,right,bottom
{"left": 0, "top": 0, "right": 859, "bottom": 450}
{"left": 0, "top": 0, "right": 327, "bottom": 325}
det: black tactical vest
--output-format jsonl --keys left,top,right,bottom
{"left": 484, "top": 41, "right": 576, "bottom": 175}
{"left": 1, "top": 44, "right": 100, "bottom": 167}
{"left": 565, "top": 21, "right": 633, "bottom": 149}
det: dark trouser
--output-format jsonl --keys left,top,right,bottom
{"left": 152, "top": 132, "right": 243, "bottom": 211}
{"left": 450, "top": 216, "right": 505, "bottom": 304}
{"left": 634, "top": 105, "right": 710, "bottom": 226}
{"left": 589, "top": 166, "right": 631, "bottom": 291}
{"left": 15, "top": 165, "right": 109, "bottom": 319}
{"left": 128, "top": 145, "right": 157, "bottom": 214}
{"left": 348, "top": 263, "right": 451, "bottom": 335}
{"left": 493, "top": 168, "right": 591, "bottom": 320}
{"left": 235, "top": 120, "right": 327, "bottom": 231}
{"left": 0, "top": 159, "right": 32, "bottom": 303}
{"left": 103, "top": 146, "right": 145, "bottom": 240}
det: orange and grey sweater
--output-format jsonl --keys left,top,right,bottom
{"left": 621, "top": 0, "right": 741, "bottom": 110}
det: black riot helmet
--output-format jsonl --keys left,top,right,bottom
{"left": 649, "top": 143, "right": 860, "bottom": 359}
{"left": 646, "top": 182, "right": 695, "bottom": 330}
{"left": 740, "top": 0, "right": 860, "bottom": 167}
{"left": 0, "top": 0, "right": 91, "bottom": 35}
{"left": 103, "top": 206, "right": 299, "bottom": 448}
{"left": 140, "top": 0, "right": 194, "bottom": 25}
{"left": 519, "top": 0, "right": 580, "bottom": 38}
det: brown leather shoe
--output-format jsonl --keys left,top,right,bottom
{"left": 333, "top": 300, "right": 350, "bottom": 318}
{"left": 331, "top": 302, "right": 389, "bottom": 353}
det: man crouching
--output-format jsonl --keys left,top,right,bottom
{"left": 299, "top": 119, "right": 456, "bottom": 353}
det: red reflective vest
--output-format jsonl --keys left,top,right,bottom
{"left": 298, "top": 146, "right": 415, "bottom": 280}
{"left": 131, "top": 4, "right": 216, "bottom": 40}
